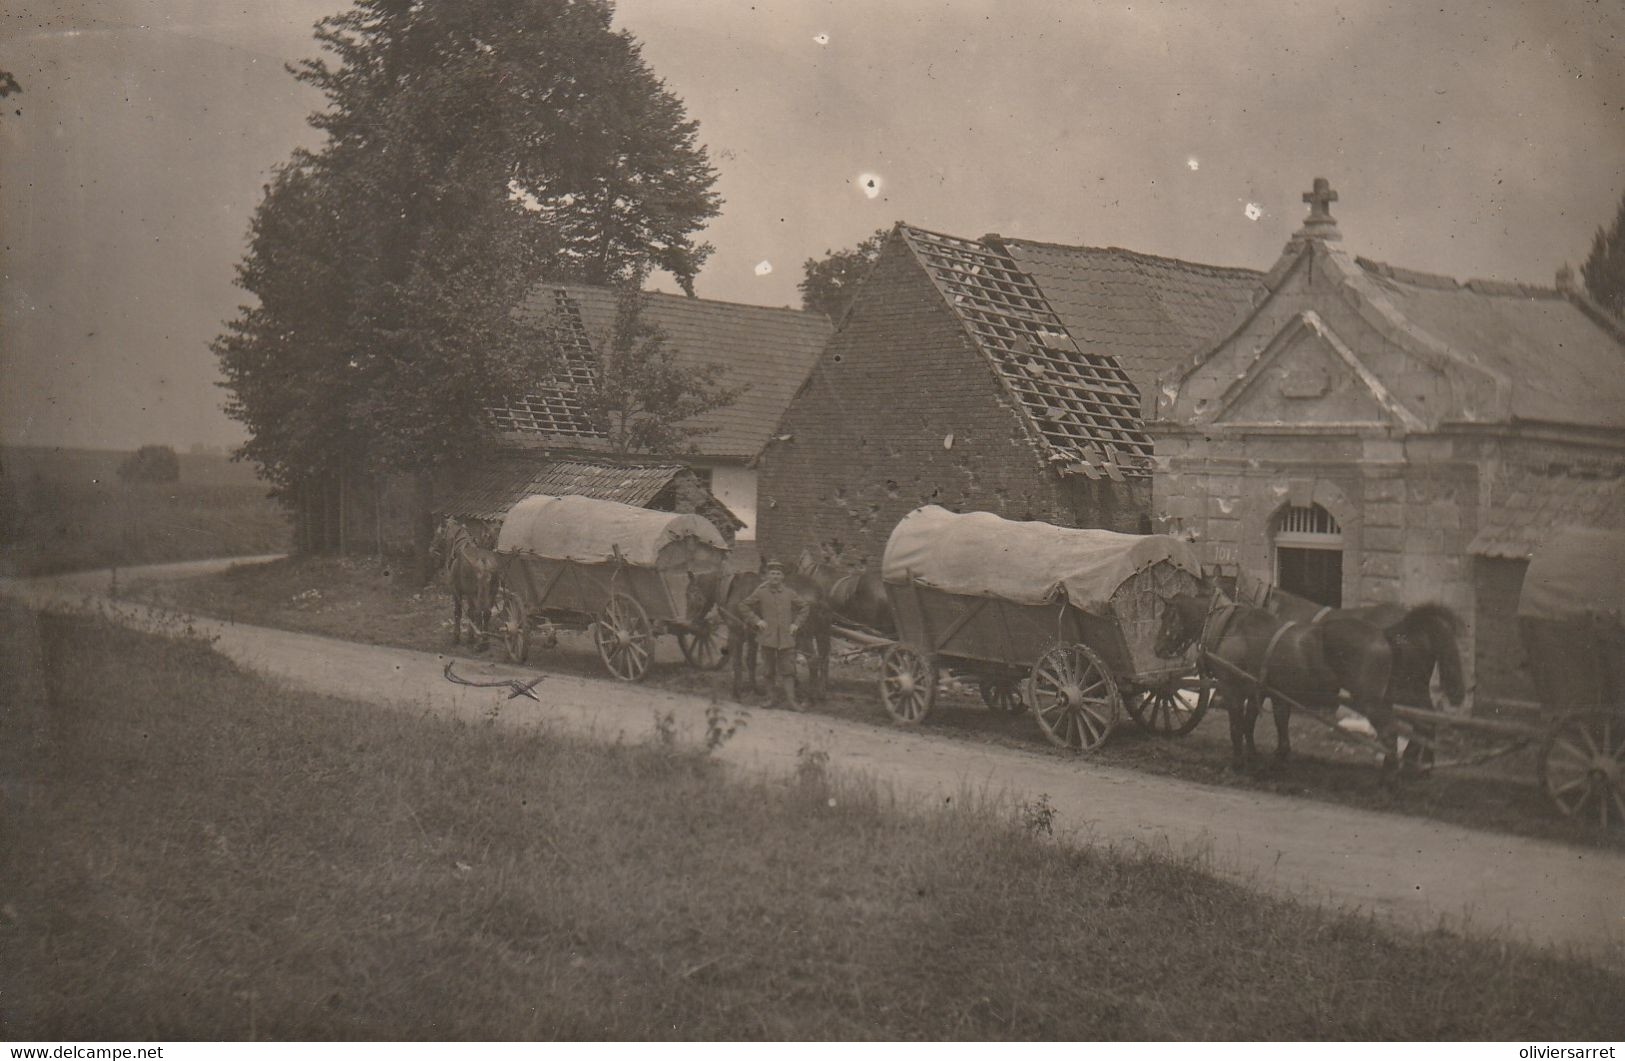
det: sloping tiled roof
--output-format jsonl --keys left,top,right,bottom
{"left": 1469, "top": 458, "right": 1625, "bottom": 559}
{"left": 1355, "top": 258, "right": 1625, "bottom": 430}
{"left": 898, "top": 225, "right": 1154, "bottom": 479}
{"left": 440, "top": 454, "right": 687, "bottom": 523}
{"left": 995, "top": 239, "right": 1263, "bottom": 404}
{"left": 494, "top": 284, "right": 832, "bottom": 459}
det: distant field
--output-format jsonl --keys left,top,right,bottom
{"left": 0, "top": 445, "right": 289, "bottom": 576}
{"left": 3, "top": 602, "right": 1620, "bottom": 1039}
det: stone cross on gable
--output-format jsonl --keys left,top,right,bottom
{"left": 1303, "top": 177, "right": 1338, "bottom": 222}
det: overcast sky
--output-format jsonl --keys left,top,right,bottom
{"left": 2, "top": 0, "right": 1622, "bottom": 451}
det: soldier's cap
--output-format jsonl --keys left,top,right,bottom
{"left": 764, "top": 559, "right": 785, "bottom": 572}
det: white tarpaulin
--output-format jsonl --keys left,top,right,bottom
{"left": 496, "top": 494, "right": 728, "bottom": 568}
{"left": 882, "top": 505, "right": 1204, "bottom": 610}
{"left": 1517, "top": 525, "right": 1625, "bottom": 625}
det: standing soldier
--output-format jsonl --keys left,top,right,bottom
{"left": 741, "top": 559, "right": 809, "bottom": 710}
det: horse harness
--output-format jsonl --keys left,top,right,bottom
{"left": 1197, "top": 597, "right": 1300, "bottom": 702}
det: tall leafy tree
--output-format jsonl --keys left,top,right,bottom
{"left": 576, "top": 271, "right": 743, "bottom": 455}
{"left": 798, "top": 227, "right": 889, "bottom": 321}
{"left": 215, "top": 0, "right": 722, "bottom": 573}
{"left": 1581, "top": 191, "right": 1625, "bottom": 319}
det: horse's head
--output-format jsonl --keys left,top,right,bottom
{"left": 1154, "top": 594, "right": 1204, "bottom": 659}
{"left": 430, "top": 517, "right": 451, "bottom": 563}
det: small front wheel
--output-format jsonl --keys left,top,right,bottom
{"left": 677, "top": 614, "right": 728, "bottom": 670}
{"left": 880, "top": 645, "right": 938, "bottom": 724}
{"left": 978, "top": 678, "right": 1027, "bottom": 716}
{"left": 1127, "top": 668, "right": 1211, "bottom": 737}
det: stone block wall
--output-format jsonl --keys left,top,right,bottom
{"left": 1155, "top": 427, "right": 1482, "bottom": 708}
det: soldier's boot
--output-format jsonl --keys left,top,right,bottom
{"left": 765, "top": 658, "right": 784, "bottom": 708}
{"left": 782, "top": 674, "right": 802, "bottom": 711}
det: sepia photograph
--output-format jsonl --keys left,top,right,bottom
{"left": 2, "top": 0, "right": 1623, "bottom": 1044}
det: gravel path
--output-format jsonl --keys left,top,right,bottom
{"left": 7, "top": 556, "right": 1623, "bottom": 967}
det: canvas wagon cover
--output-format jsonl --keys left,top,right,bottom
{"left": 882, "top": 505, "right": 1204, "bottom": 610}
{"left": 1517, "top": 525, "right": 1625, "bottom": 627}
{"left": 496, "top": 494, "right": 727, "bottom": 568}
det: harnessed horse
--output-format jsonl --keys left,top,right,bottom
{"left": 1262, "top": 587, "right": 1465, "bottom": 711}
{"left": 431, "top": 516, "right": 502, "bottom": 650}
{"left": 1155, "top": 593, "right": 1403, "bottom": 773}
{"left": 796, "top": 552, "right": 896, "bottom": 638}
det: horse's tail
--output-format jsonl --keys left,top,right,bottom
{"left": 1395, "top": 603, "right": 1465, "bottom": 706}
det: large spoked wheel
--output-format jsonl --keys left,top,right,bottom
{"left": 1028, "top": 642, "right": 1121, "bottom": 753}
{"left": 594, "top": 592, "right": 654, "bottom": 682}
{"left": 1539, "top": 710, "right": 1625, "bottom": 831}
{"left": 880, "top": 645, "right": 938, "bottom": 724}
{"left": 978, "top": 678, "right": 1027, "bottom": 716}
{"left": 677, "top": 613, "right": 728, "bottom": 671}
{"left": 1126, "top": 668, "right": 1211, "bottom": 737}
{"left": 493, "top": 590, "right": 529, "bottom": 665}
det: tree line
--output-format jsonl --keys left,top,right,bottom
{"left": 214, "top": 0, "right": 727, "bottom": 576}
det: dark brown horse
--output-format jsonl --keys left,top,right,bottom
{"left": 1155, "top": 593, "right": 1402, "bottom": 772}
{"left": 796, "top": 552, "right": 895, "bottom": 637}
{"left": 431, "top": 516, "right": 502, "bottom": 649}
{"left": 1264, "top": 587, "right": 1465, "bottom": 710}
{"left": 713, "top": 566, "right": 833, "bottom": 704}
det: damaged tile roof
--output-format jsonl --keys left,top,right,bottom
{"left": 440, "top": 453, "right": 692, "bottom": 524}
{"left": 1354, "top": 258, "right": 1625, "bottom": 430}
{"left": 491, "top": 283, "right": 832, "bottom": 459}
{"left": 993, "top": 238, "right": 1263, "bottom": 405}
{"left": 1469, "top": 457, "right": 1625, "bottom": 559}
{"left": 898, "top": 225, "right": 1156, "bottom": 479}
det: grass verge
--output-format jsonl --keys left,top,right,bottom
{"left": 135, "top": 555, "right": 1624, "bottom": 853}
{"left": 1, "top": 602, "right": 1621, "bottom": 1040}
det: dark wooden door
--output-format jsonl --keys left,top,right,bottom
{"left": 1277, "top": 547, "right": 1342, "bottom": 608}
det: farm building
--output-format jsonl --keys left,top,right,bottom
{"left": 1155, "top": 178, "right": 1625, "bottom": 714}
{"left": 754, "top": 222, "right": 1261, "bottom": 567}
{"left": 436, "top": 454, "right": 745, "bottom": 547}
{"left": 333, "top": 281, "right": 830, "bottom": 555}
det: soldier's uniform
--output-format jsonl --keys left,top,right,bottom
{"left": 742, "top": 565, "right": 809, "bottom": 709}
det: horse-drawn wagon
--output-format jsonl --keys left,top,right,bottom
{"left": 1518, "top": 526, "right": 1625, "bottom": 830}
{"left": 873, "top": 506, "right": 1211, "bottom": 750}
{"left": 488, "top": 494, "right": 729, "bottom": 682}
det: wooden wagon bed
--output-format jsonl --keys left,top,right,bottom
{"left": 875, "top": 506, "right": 1209, "bottom": 750}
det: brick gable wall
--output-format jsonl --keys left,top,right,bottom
{"left": 757, "top": 238, "right": 1148, "bottom": 569}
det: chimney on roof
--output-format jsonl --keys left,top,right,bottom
{"left": 1294, "top": 177, "right": 1342, "bottom": 242}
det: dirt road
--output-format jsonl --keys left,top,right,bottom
{"left": 8, "top": 557, "right": 1624, "bottom": 967}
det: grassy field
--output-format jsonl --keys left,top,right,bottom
{"left": 0, "top": 446, "right": 289, "bottom": 576}
{"left": 136, "top": 554, "right": 1624, "bottom": 853}
{"left": 2, "top": 601, "right": 1620, "bottom": 1040}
